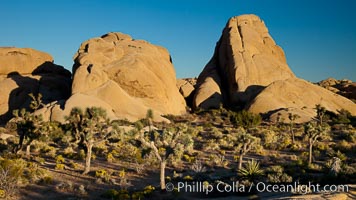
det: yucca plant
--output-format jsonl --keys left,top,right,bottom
{"left": 238, "top": 159, "right": 263, "bottom": 182}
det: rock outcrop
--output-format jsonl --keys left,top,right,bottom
{"left": 54, "top": 32, "right": 186, "bottom": 122}
{"left": 177, "top": 78, "right": 196, "bottom": 98}
{"left": 317, "top": 78, "right": 356, "bottom": 102}
{"left": 247, "top": 78, "right": 356, "bottom": 122}
{"left": 193, "top": 14, "right": 294, "bottom": 109}
{"left": 193, "top": 14, "right": 356, "bottom": 122}
{"left": 0, "top": 47, "right": 71, "bottom": 124}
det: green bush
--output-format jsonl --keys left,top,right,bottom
{"left": 229, "top": 110, "right": 261, "bottom": 129}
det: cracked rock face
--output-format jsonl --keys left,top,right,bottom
{"left": 193, "top": 14, "right": 295, "bottom": 109}
{"left": 0, "top": 48, "right": 71, "bottom": 123}
{"left": 59, "top": 32, "right": 186, "bottom": 122}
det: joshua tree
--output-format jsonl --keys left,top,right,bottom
{"left": 304, "top": 121, "right": 329, "bottom": 165}
{"left": 315, "top": 104, "right": 326, "bottom": 125}
{"left": 12, "top": 93, "right": 46, "bottom": 156}
{"left": 288, "top": 113, "right": 300, "bottom": 144}
{"left": 146, "top": 109, "right": 154, "bottom": 133}
{"left": 133, "top": 120, "right": 192, "bottom": 190}
{"left": 66, "top": 107, "right": 114, "bottom": 174}
{"left": 232, "top": 128, "right": 261, "bottom": 170}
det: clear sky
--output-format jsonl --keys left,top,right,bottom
{"left": 1, "top": 0, "right": 355, "bottom": 82}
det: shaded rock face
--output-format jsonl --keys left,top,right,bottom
{"left": 59, "top": 32, "right": 186, "bottom": 122}
{"left": 194, "top": 14, "right": 356, "bottom": 122}
{"left": 0, "top": 48, "right": 71, "bottom": 124}
{"left": 193, "top": 14, "right": 294, "bottom": 109}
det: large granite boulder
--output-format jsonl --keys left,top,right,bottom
{"left": 0, "top": 47, "right": 71, "bottom": 124}
{"left": 193, "top": 14, "right": 356, "bottom": 122}
{"left": 193, "top": 14, "right": 294, "bottom": 109}
{"left": 56, "top": 32, "right": 186, "bottom": 122}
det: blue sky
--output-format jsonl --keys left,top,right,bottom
{"left": 1, "top": 0, "right": 355, "bottom": 82}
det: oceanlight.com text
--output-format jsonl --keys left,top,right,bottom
{"left": 165, "top": 181, "right": 349, "bottom": 195}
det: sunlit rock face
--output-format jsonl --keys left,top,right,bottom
{"left": 193, "top": 14, "right": 356, "bottom": 122}
{"left": 60, "top": 32, "right": 186, "bottom": 122}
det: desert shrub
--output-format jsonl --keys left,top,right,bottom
{"left": 327, "top": 149, "right": 348, "bottom": 161}
{"left": 204, "top": 139, "right": 220, "bottom": 151}
{"left": 63, "top": 146, "right": 76, "bottom": 158}
{"left": 118, "top": 169, "right": 131, "bottom": 190}
{"left": 55, "top": 164, "right": 65, "bottom": 170}
{"left": 96, "top": 169, "right": 113, "bottom": 184}
{"left": 114, "top": 143, "right": 140, "bottom": 162}
{"left": 143, "top": 185, "right": 155, "bottom": 195}
{"left": 0, "top": 158, "right": 26, "bottom": 198}
{"left": 333, "top": 140, "right": 354, "bottom": 152}
{"left": 60, "top": 131, "right": 73, "bottom": 146}
{"left": 55, "top": 155, "right": 65, "bottom": 164}
{"left": 190, "top": 159, "right": 206, "bottom": 173}
{"left": 340, "top": 163, "right": 356, "bottom": 176}
{"left": 229, "top": 110, "right": 261, "bottom": 129}
{"left": 33, "top": 156, "right": 45, "bottom": 165}
{"left": 183, "top": 175, "right": 193, "bottom": 181}
{"left": 55, "top": 180, "right": 74, "bottom": 192}
{"left": 25, "top": 162, "right": 49, "bottom": 183}
{"left": 40, "top": 145, "right": 57, "bottom": 158}
{"left": 186, "top": 126, "right": 200, "bottom": 138}
{"left": 69, "top": 161, "right": 79, "bottom": 169}
{"left": 180, "top": 133, "right": 194, "bottom": 153}
{"left": 40, "top": 176, "right": 53, "bottom": 185}
{"left": 279, "top": 133, "right": 293, "bottom": 150}
{"left": 262, "top": 130, "right": 279, "bottom": 150}
{"left": 332, "top": 109, "right": 352, "bottom": 125}
{"left": 218, "top": 137, "right": 234, "bottom": 149}
{"left": 93, "top": 141, "right": 108, "bottom": 157}
{"left": 95, "top": 169, "right": 108, "bottom": 179}
{"left": 266, "top": 165, "right": 292, "bottom": 183}
{"left": 106, "top": 152, "right": 115, "bottom": 163}
{"left": 131, "top": 191, "right": 144, "bottom": 200}
{"left": 208, "top": 154, "right": 228, "bottom": 168}
{"left": 183, "top": 154, "right": 195, "bottom": 163}
{"left": 142, "top": 151, "right": 160, "bottom": 167}
{"left": 76, "top": 149, "right": 86, "bottom": 160}
{"left": 211, "top": 127, "right": 224, "bottom": 139}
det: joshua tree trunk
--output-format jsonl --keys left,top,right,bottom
{"left": 308, "top": 139, "right": 313, "bottom": 165}
{"left": 238, "top": 153, "right": 244, "bottom": 170}
{"left": 160, "top": 160, "right": 166, "bottom": 190}
{"left": 290, "top": 124, "right": 295, "bottom": 144}
{"left": 83, "top": 142, "right": 93, "bottom": 174}
{"left": 26, "top": 144, "right": 31, "bottom": 157}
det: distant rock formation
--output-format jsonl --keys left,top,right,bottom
{"left": 51, "top": 32, "right": 186, "bottom": 122}
{"left": 317, "top": 78, "right": 356, "bottom": 102}
{"left": 193, "top": 14, "right": 356, "bottom": 122}
{"left": 248, "top": 78, "right": 356, "bottom": 122}
{"left": 0, "top": 47, "right": 71, "bottom": 124}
